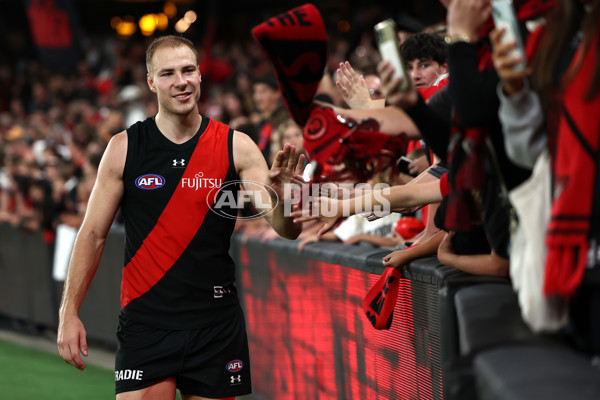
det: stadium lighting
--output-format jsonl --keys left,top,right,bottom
{"left": 163, "top": 2, "right": 177, "bottom": 19}
{"left": 183, "top": 10, "right": 197, "bottom": 24}
{"left": 174, "top": 19, "right": 190, "bottom": 33}
{"left": 139, "top": 14, "right": 157, "bottom": 36}
{"left": 116, "top": 15, "right": 136, "bottom": 37}
{"left": 156, "top": 13, "right": 169, "bottom": 31}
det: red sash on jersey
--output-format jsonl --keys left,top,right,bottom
{"left": 121, "top": 119, "right": 231, "bottom": 308}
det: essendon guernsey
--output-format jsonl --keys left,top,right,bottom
{"left": 120, "top": 116, "right": 240, "bottom": 329}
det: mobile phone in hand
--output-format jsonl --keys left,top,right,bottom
{"left": 374, "top": 19, "right": 411, "bottom": 92}
{"left": 491, "top": 0, "right": 527, "bottom": 71}
{"left": 397, "top": 155, "right": 414, "bottom": 176}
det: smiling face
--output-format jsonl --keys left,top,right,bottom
{"left": 146, "top": 45, "right": 201, "bottom": 117}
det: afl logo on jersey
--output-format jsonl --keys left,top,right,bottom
{"left": 135, "top": 174, "right": 165, "bottom": 190}
{"left": 226, "top": 359, "right": 244, "bottom": 373}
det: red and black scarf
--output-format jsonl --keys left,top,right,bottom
{"left": 251, "top": 3, "right": 327, "bottom": 126}
{"left": 443, "top": 45, "right": 493, "bottom": 232}
{"left": 544, "top": 30, "right": 600, "bottom": 298}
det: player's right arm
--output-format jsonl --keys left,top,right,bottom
{"left": 57, "top": 131, "right": 127, "bottom": 371}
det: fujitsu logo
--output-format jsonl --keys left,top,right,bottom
{"left": 181, "top": 172, "right": 223, "bottom": 190}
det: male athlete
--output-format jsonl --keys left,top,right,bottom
{"left": 57, "top": 35, "right": 303, "bottom": 400}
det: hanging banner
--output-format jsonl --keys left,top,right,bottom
{"left": 24, "top": 0, "right": 80, "bottom": 72}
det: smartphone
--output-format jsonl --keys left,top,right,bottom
{"left": 374, "top": 19, "right": 411, "bottom": 92}
{"left": 397, "top": 155, "right": 414, "bottom": 176}
{"left": 491, "top": 0, "right": 527, "bottom": 71}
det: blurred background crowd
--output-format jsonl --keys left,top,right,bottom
{"left": 0, "top": 0, "right": 444, "bottom": 243}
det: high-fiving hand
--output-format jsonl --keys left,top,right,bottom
{"left": 266, "top": 143, "right": 306, "bottom": 201}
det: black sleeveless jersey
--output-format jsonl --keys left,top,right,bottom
{"left": 119, "top": 116, "right": 240, "bottom": 329}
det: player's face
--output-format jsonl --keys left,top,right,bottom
{"left": 406, "top": 58, "right": 448, "bottom": 89}
{"left": 147, "top": 45, "right": 201, "bottom": 116}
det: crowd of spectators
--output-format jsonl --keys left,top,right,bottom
{"left": 0, "top": 3, "right": 415, "bottom": 243}
{"left": 1, "top": 0, "right": 598, "bottom": 355}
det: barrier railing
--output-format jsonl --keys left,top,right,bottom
{"left": 2, "top": 223, "right": 598, "bottom": 400}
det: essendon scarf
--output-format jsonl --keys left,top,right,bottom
{"left": 363, "top": 267, "right": 402, "bottom": 330}
{"left": 302, "top": 105, "right": 407, "bottom": 183}
{"left": 251, "top": 3, "right": 327, "bottom": 126}
{"left": 544, "top": 30, "right": 600, "bottom": 298}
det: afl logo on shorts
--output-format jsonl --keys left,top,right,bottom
{"left": 226, "top": 359, "right": 244, "bottom": 373}
{"left": 136, "top": 174, "right": 165, "bottom": 190}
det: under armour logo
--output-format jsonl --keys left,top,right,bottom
{"left": 230, "top": 375, "right": 242, "bottom": 384}
{"left": 214, "top": 286, "right": 232, "bottom": 298}
{"left": 173, "top": 159, "right": 186, "bottom": 167}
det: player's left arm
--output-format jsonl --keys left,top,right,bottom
{"left": 233, "top": 130, "right": 303, "bottom": 239}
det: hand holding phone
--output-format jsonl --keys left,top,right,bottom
{"left": 491, "top": 0, "right": 527, "bottom": 71}
{"left": 397, "top": 156, "right": 414, "bottom": 176}
{"left": 374, "top": 19, "right": 411, "bottom": 92}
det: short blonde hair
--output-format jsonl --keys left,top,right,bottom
{"left": 145, "top": 35, "right": 198, "bottom": 74}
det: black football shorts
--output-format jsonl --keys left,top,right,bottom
{"left": 115, "top": 306, "right": 252, "bottom": 397}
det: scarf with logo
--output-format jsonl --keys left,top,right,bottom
{"left": 363, "top": 267, "right": 403, "bottom": 330}
{"left": 544, "top": 30, "right": 600, "bottom": 298}
{"left": 251, "top": 3, "right": 327, "bottom": 126}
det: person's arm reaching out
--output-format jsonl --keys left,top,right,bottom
{"left": 382, "top": 230, "right": 446, "bottom": 268}
{"left": 336, "top": 61, "right": 386, "bottom": 110}
{"left": 235, "top": 131, "right": 303, "bottom": 239}
{"left": 292, "top": 178, "right": 443, "bottom": 237}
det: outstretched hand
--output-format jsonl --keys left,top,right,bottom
{"left": 291, "top": 196, "right": 343, "bottom": 237}
{"left": 336, "top": 61, "right": 374, "bottom": 109}
{"left": 267, "top": 143, "right": 305, "bottom": 201}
